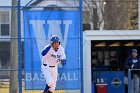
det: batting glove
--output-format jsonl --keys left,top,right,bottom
{"left": 60, "top": 59, "right": 66, "bottom": 66}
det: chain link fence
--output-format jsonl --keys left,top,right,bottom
{"left": 0, "top": 0, "right": 83, "bottom": 93}
{"left": 0, "top": 0, "right": 18, "bottom": 92}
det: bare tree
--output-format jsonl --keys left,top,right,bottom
{"left": 83, "top": 0, "right": 105, "bottom": 30}
{"left": 83, "top": 0, "right": 138, "bottom": 30}
{"left": 94, "top": 0, "right": 105, "bottom": 30}
{"left": 104, "top": 0, "right": 138, "bottom": 30}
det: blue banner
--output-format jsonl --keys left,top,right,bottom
{"left": 24, "top": 10, "right": 81, "bottom": 90}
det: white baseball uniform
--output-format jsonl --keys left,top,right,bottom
{"left": 41, "top": 44, "right": 66, "bottom": 90}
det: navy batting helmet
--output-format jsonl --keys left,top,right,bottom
{"left": 50, "top": 35, "right": 60, "bottom": 44}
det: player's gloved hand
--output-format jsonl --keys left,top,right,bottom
{"left": 60, "top": 59, "right": 66, "bottom": 66}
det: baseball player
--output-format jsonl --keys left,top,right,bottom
{"left": 41, "top": 35, "right": 66, "bottom": 93}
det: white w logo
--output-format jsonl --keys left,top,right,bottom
{"left": 30, "top": 20, "right": 72, "bottom": 60}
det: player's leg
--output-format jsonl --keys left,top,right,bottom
{"left": 42, "top": 66, "right": 54, "bottom": 93}
{"left": 48, "top": 67, "right": 58, "bottom": 93}
{"left": 48, "top": 81, "right": 56, "bottom": 93}
{"left": 47, "top": 91, "right": 53, "bottom": 93}
{"left": 43, "top": 84, "right": 50, "bottom": 93}
{"left": 48, "top": 82, "right": 55, "bottom": 92}
{"left": 47, "top": 82, "right": 57, "bottom": 93}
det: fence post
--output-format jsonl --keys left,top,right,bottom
{"left": 17, "top": 0, "right": 22, "bottom": 93}
{"left": 79, "top": 0, "right": 83, "bottom": 93}
{"left": 128, "top": 69, "right": 131, "bottom": 93}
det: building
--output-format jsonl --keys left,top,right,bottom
{"left": 0, "top": 8, "right": 11, "bottom": 70}
{"left": 83, "top": 30, "right": 140, "bottom": 93}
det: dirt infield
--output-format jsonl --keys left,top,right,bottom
{"left": 0, "top": 87, "right": 64, "bottom": 93}
{"left": 0, "top": 81, "right": 64, "bottom": 93}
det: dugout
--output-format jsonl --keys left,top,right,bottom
{"left": 83, "top": 30, "right": 140, "bottom": 93}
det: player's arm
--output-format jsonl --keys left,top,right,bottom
{"left": 41, "top": 45, "right": 51, "bottom": 56}
{"left": 60, "top": 47, "right": 66, "bottom": 65}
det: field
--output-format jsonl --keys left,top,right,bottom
{"left": 0, "top": 87, "right": 64, "bottom": 93}
{"left": 0, "top": 82, "right": 64, "bottom": 93}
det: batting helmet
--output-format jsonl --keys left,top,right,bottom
{"left": 50, "top": 35, "right": 60, "bottom": 44}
